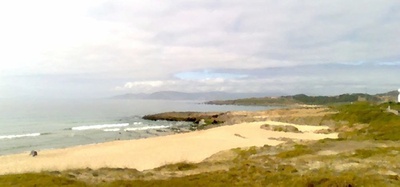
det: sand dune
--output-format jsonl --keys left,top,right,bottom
{"left": 0, "top": 121, "right": 337, "bottom": 175}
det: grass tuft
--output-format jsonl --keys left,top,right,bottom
{"left": 0, "top": 173, "right": 87, "bottom": 187}
{"left": 276, "top": 144, "right": 313, "bottom": 158}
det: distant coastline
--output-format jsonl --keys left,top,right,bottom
{"left": 205, "top": 91, "right": 398, "bottom": 106}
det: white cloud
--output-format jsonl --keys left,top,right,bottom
{"left": 124, "top": 81, "right": 164, "bottom": 88}
{"left": 1, "top": 0, "right": 399, "bottom": 98}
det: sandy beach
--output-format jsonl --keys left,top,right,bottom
{"left": 0, "top": 121, "right": 337, "bottom": 175}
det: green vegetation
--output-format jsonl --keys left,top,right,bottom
{"left": 2, "top": 161, "right": 396, "bottom": 186}
{"left": 0, "top": 173, "right": 87, "bottom": 187}
{"left": 261, "top": 124, "right": 301, "bottom": 133}
{"left": 232, "top": 146, "right": 259, "bottom": 159}
{"left": 288, "top": 93, "right": 380, "bottom": 105}
{"left": 382, "top": 102, "right": 400, "bottom": 110}
{"left": 104, "top": 169, "right": 386, "bottom": 187}
{"left": 154, "top": 161, "right": 198, "bottom": 171}
{"left": 328, "top": 102, "right": 400, "bottom": 140}
{"left": 276, "top": 144, "right": 313, "bottom": 158}
{"left": 292, "top": 170, "right": 389, "bottom": 187}
{"left": 350, "top": 147, "right": 400, "bottom": 159}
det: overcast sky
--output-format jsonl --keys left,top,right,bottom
{"left": 0, "top": 0, "right": 399, "bottom": 98}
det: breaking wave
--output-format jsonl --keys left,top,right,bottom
{"left": 71, "top": 123, "right": 129, "bottom": 131}
{"left": 0, "top": 133, "right": 42, "bottom": 140}
{"left": 124, "top": 125, "right": 170, "bottom": 131}
{"left": 103, "top": 128, "right": 121, "bottom": 132}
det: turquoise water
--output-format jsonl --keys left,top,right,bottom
{"left": 0, "top": 99, "right": 276, "bottom": 155}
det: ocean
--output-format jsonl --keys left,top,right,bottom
{"left": 0, "top": 99, "right": 276, "bottom": 155}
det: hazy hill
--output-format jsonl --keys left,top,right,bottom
{"left": 112, "top": 90, "right": 398, "bottom": 104}
{"left": 111, "top": 91, "right": 272, "bottom": 101}
{"left": 206, "top": 90, "right": 398, "bottom": 106}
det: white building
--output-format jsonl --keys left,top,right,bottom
{"left": 398, "top": 88, "right": 400, "bottom": 103}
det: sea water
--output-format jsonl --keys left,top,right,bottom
{"left": 0, "top": 99, "right": 276, "bottom": 155}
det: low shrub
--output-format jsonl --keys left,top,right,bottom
{"left": 276, "top": 144, "right": 313, "bottom": 158}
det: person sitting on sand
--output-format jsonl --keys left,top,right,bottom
{"left": 29, "top": 150, "right": 38, "bottom": 157}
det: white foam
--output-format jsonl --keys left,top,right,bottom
{"left": 72, "top": 123, "right": 129, "bottom": 131}
{"left": 0, "top": 133, "right": 41, "bottom": 140}
{"left": 103, "top": 128, "right": 120, "bottom": 132}
{"left": 133, "top": 122, "right": 143, "bottom": 125}
{"left": 124, "top": 125, "right": 170, "bottom": 132}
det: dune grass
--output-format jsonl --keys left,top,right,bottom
{"left": 154, "top": 161, "right": 198, "bottom": 171}
{"left": 276, "top": 144, "right": 313, "bottom": 158}
{"left": 329, "top": 102, "right": 400, "bottom": 140}
{"left": 0, "top": 173, "right": 87, "bottom": 187}
{"left": 99, "top": 169, "right": 393, "bottom": 187}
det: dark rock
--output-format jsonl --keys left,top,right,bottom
{"left": 143, "top": 112, "right": 227, "bottom": 125}
{"left": 261, "top": 124, "right": 301, "bottom": 133}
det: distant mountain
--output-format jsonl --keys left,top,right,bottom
{"left": 111, "top": 91, "right": 273, "bottom": 101}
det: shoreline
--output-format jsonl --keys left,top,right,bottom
{"left": 0, "top": 99, "right": 278, "bottom": 157}
{"left": 0, "top": 120, "right": 195, "bottom": 156}
{"left": 0, "top": 120, "right": 337, "bottom": 175}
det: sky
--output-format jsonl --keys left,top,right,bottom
{"left": 0, "top": 0, "right": 399, "bottom": 98}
